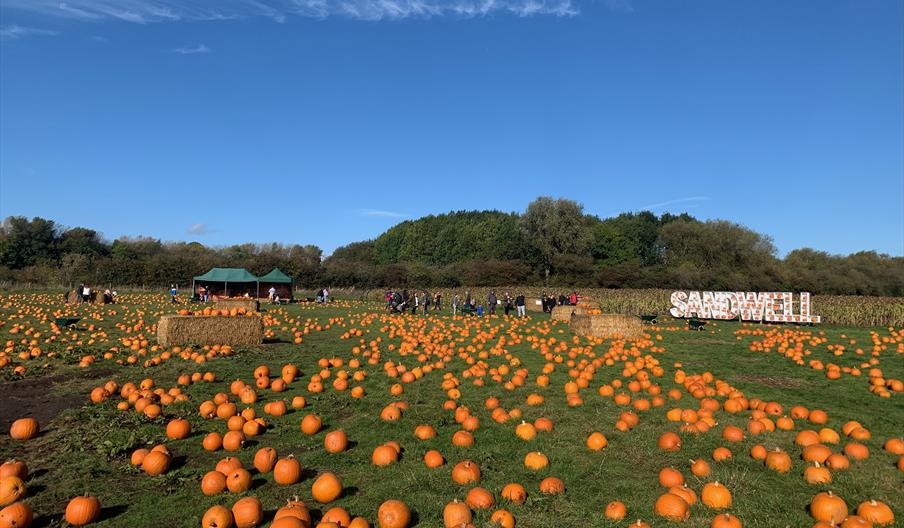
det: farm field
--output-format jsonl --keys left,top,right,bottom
{"left": 0, "top": 293, "right": 902, "bottom": 528}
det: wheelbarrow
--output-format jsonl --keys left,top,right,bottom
{"left": 55, "top": 317, "right": 81, "bottom": 328}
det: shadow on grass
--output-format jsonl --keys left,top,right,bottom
{"left": 33, "top": 505, "right": 128, "bottom": 528}
{"left": 169, "top": 455, "right": 189, "bottom": 471}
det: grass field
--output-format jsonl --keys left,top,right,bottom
{"left": 0, "top": 293, "right": 902, "bottom": 527}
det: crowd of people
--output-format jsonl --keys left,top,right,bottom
{"left": 382, "top": 289, "right": 580, "bottom": 317}
{"left": 541, "top": 291, "right": 580, "bottom": 312}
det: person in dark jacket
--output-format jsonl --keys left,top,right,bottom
{"left": 503, "top": 292, "right": 513, "bottom": 316}
{"left": 516, "top": 293, "right": 526, "bottom": 317}
{"left": 487, "top": 291, "right": 497, "bottom": 315}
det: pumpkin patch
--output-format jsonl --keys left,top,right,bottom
{"left": 0, "top": 294, "right": 900, "bottom": 526}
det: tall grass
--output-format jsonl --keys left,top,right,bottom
{"left": 351, "top": 287, "right": 904, "bottom": 327}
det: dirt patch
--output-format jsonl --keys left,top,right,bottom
{"left": 0, "top": 368, "right": 114, "bottom": 431}
{"left": 733, "top": 374, "right": 812, "bottom": 388}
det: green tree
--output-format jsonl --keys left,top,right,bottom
{"left": 518, "top": 197, "right": 592, "bottom": 280}
{"left": 0, "top": 216, "right": 60, "bottom": 268}
{"left": 59, "top": 227, "right": 108, "bottom": 257}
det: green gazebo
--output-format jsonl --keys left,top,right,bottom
{"left": 193, "top": 268, "right": 259, "bottom": 298}
{"left": 258, "top": 268, "right": 293, "bottom": 300}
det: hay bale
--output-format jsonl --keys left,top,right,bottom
{"left": 157, "top": 314, "right": 263, "bottom": 347}
{"left": 214, "top": 298, "right": 260, "bottom": 313}
{"left": 526, "top": 298, "right": 544, "bottom": 313}
{"left": 551, "top": 305, "right": 593, "bottom": 321}
{"left": 66, "top": 291, "right": 79, "bottom": 304}
{"left": 570, "top": 313, "right": 645, "bottom": 340}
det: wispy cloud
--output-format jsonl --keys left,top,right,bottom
{"left": 358, "top": 209, "right": 408, "bottom": 218}
{"left": 0, "top": 24, "right": 60, "bottom": 40}
{"left": 639, "top": 196, "right": 711, "bottom": 211}
{"left": 1, "top": 0, "right": 586, "bottom": 23}
{"left": 187, "top": 223, "right": 212, "bottom": 235}
{"left": 172, "top": 43, "right": 210, "bottom": 54}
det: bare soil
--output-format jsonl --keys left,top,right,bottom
{"left": 0, "top": 368, "right": 114, "bottom": 431}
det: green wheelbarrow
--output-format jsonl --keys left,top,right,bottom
{"left": 55, "top": 317, "right": 81, "bottom": 328}
{"left": 687, "top": 319, "right": 707, "bottom": 331}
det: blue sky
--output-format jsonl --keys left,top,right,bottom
{"left": 1, "top": 0, "right": 902, "bottom": 256}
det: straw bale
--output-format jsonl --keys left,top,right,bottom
{"left": 214, "top": 298, "right": 260, "bottom": 313}
{"left": 157, "top": 313, "right": 263, "bottom": 347}
{"left": 526, "top": 298, "right": 545, "bottom": 313}
{"left": 551, "top": 304, "right": 593, "bottom": 321}
{"left": 569, "top": 313, "right": 645, "bottom": 340}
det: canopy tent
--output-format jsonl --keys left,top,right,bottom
{"left": 259, "top": 268, "right": 293, "bottom": 300}
{"left": 193, "top": 268, "right": 259, "bottom": 298}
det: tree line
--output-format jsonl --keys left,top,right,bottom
{"left": 1, "top": 197, "right": 902, "bottom": 295}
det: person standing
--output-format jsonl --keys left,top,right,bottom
{"left": 516, "top": 293, "right": 526, "bottom": 317}
{"left": 465, "top": 290, "right": 471, "bottom": 309}
{"left": 487, "top": 291, "right": 497, "bottom": 315}
{"left": 503, "top": 292, "right": 513, "bottom": 316}
{"left": 82, "top": 284, "right": 92, "bottom": 303}
{"left": 434, "top": 292, "right": 442, "bottom": 311}
{"left": 76, "top": 283, "right": 85, "bottom": 304}
{"left": 413, "top": 292, "right": 420, "bottom": 314}
{"left": 269, "top": 286, "right": 277, "bottom": 304}
{"left": 452, "top": 293, "right": 460, "bottom": 315}
{"left": 170, "top": 284, "right": 178, "bottom": 304}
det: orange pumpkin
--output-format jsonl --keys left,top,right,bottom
{"left": 423, "top": 450, "right": 445, "bottom": 468}
{"left": 165, "top": 418, "right": 191, "bottom": 440}
{"left": 311, "top": 472, "right": 343, "bottom": 503}
{"left": 0, "top": 501, "right": 33, "bottom": 528}
{"left": 539, "top": 477, "right": 565, "bottom": 494}
{"left": 377, "top": 499, "right": 411, "bottom": 528}
{"left": 324, "top": 430, "right": 348, "bottom": 453}
{"left": 443, "top": 501, "right": 472, "bottom": 528}
{"left": 253, "top": 447, "right": 278, "bottom": 473}
{"left": 701, "top": 482, "right": 732, "bottom": 509}
{"left": 8, "top": 419, "right": 38, "bottom": 441}
{"left": 654, "top": 492, "right": 690, "bottom": 521}
{"left": 810, "top": 492, "right": 848, "bottom": 524}
{"left": 605, "top": 501, "right": 627, "bottom": 521}
{"left": 300, "top": 415, "right": 322, "bottom": 435}
{"left": 232, "top": 497, "right": 263, "bottom": 528}
{"left": 500, "top": 483, "right": 527, "bottom": 504}
{"left": 452, "top": 460, "right": 481, "bottom": 485}
{"left": 274, "top": 455, "right": 302, "bottom": 485}
{"left": 226, "top": 468, "right": 253, "bottom": 493}
{"left": 64, "top": 495, "right": 101, "bottom": 526}
{"left": 465, "top": 487, "right": 495, "bottom": 509}
{"left": 0, "top": 477, "right": 25, "bottom": 507}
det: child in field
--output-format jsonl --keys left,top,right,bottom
{"left": 170, "top": 284, "right": 177, "bottom": 304}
